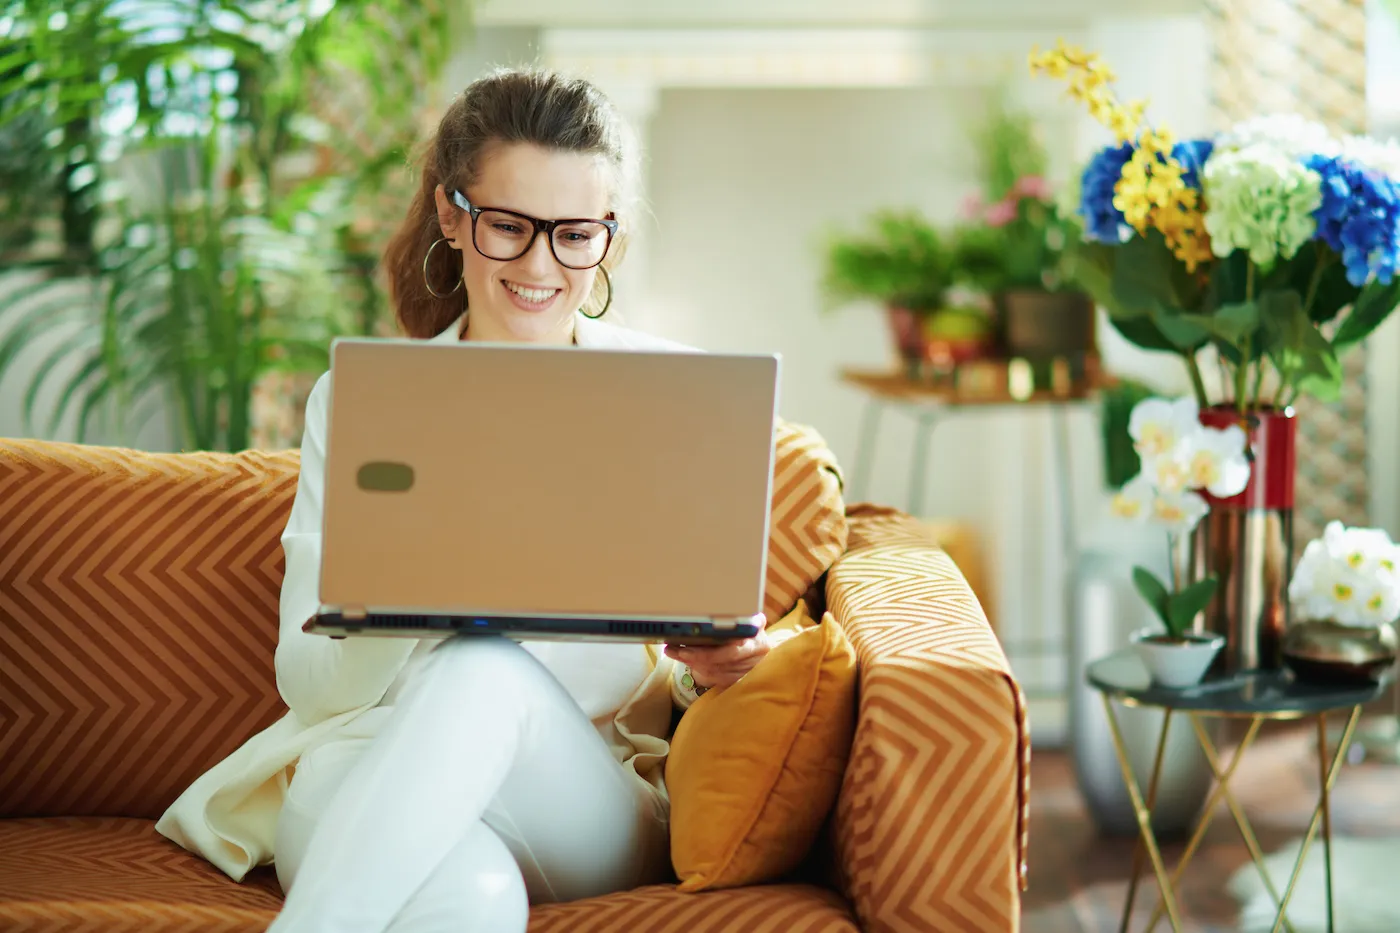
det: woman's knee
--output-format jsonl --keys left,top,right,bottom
{"left": 410, "top": 636, "right": 549, "bottom": 704}
{"left": 385, "top": 821, "right": 528, "bottom": 933}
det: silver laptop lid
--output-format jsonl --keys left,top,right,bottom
{"left": 317, "top": 339, "right": 780, "bottom": 622}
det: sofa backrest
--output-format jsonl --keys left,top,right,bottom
{"left": 0, "top": 440, "right": 298, "bottom": 819}
{"left": 0, "top": 426, "right": 848, "bottom": 821}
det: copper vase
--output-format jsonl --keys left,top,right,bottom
{"left": 1187, "top": 406, "right": 1298, "bottom": 673}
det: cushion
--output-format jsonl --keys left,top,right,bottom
{"left": 764, "top": 422, "right": 847, "bottom": 624}
{"left": 0, "top": 440, "right": 295, "bottom": 819}
{"left": 666, "top": 600, "right": 858, "bottom": 891}
{"left": 0, "top": 818, "right": 860, "bottom": 933}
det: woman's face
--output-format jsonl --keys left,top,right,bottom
{"left": 435, "top": 142, "right": 613, "bottom": 344}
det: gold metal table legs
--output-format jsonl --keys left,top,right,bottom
{"left": 1100, "top": 695, "right": 1363, "bottom": 933}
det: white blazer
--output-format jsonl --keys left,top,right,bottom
{"left": 156, "top": 312, "right": 697, "bottom": 881}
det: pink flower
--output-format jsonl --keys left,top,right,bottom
{"left": 984, "top": 199, "right": 1018, "bottom": 227}
{"left": 1013, "top": 175, "right": 1052, "bottom": 200}
{"left": 960, "top": 194, "right": 984, "bottom": 220}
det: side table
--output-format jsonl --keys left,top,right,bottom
{"left": 1086, "top": 650, "right": 1388, "bottom": 933}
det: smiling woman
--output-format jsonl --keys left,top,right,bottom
{"left": 382, "top": 69, "right": 639, "bottom": 344}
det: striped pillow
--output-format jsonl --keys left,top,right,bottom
{"left": 764, "top": 422, "right": 848, "bottom": 623}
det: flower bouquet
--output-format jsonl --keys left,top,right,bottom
{"left": 1282, "top": 522, "right": 1400, "bottom": 684}
{"left": 1030, "top": 41, "right": 1400, "bottom": 415}
{"left": 1111, "top": 395, "right": 1252, "bottom": 685}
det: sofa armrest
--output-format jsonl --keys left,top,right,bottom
{"left": 825, "top": 506, "right": 1028, "bottom": 933}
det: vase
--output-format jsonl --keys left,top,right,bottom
{"left": 1282, "top": 619, "right": 1398, "bottom": 686}
{"left": 1188, "top": 406, "right": 1298, "bottom": 673}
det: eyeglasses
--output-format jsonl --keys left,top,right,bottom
{"left": 450, "top": 190, "right": 618, "bottom": 271}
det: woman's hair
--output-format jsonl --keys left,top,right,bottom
{"left": 383, "top": 68, "right": 637, "bottom": 339}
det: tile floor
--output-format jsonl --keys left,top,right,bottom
{"left": 1024, "top": 722, "right": 1400, "bottom": 932}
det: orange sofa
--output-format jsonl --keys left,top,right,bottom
{"left": 0, "top": 439, "right": 1028, "bottom": 932}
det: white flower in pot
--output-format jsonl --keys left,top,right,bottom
{"left": 1283, "top": 522, "right": 1400, "bottom": 684}
{"left": 1110, "top": 396, "right": 1252, "bottom": 687}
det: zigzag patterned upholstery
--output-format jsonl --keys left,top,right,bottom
{"left": 0, "top": 439, "right": 1022, "bottom": 931}
{"left": 826, "top": 505, "right": 1029, "bottom": 932}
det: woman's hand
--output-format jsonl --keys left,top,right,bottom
{"left": 664, "top": 625, "right": 772, "bottom": 691}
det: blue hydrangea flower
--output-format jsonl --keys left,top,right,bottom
{"left": 1305, "top": 154, "right": 1400, "bottom": 286}
{"left": 1172, "top": 139, "right": 1215, "bottom": 190}
{"left": 1080, "top": 142, "right": 1134, "bottom": 242}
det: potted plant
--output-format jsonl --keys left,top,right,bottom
{"left": 1034, "top": 40, "right": 1400, "bottom": 672}
{"left": 822, "top": 211, "right": 992, "bottom": 374}
{"left": 1110, "top": 395, "right": 1252, "bottom": 686}
{"left": 963, "top": 93, "right": 1093, "bottom": 366}
{"left": 1282, "top": 522, "right": 1400, "bottom": 685}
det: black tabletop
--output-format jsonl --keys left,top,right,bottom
{"left": 1086, "top": 650, "right": 1387, "bottom": 717}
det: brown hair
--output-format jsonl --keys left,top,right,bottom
{"left": 383, "top": 68, "right": 636, "bottom": 339}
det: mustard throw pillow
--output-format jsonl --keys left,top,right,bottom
{"left": 667, "top": 600, "right": 858, "bottom": 891}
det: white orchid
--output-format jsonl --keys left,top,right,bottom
{"left": 1129, "top": 396, "right": 1200, "bottom": 460}
{"left": 1184, "top": 423, "right": 1251, "bottom": 498}
{"left": 1148, "top": 488, "right": 1211, "bottom": 536}
{"left": 1289, "top": 521, "right": 1400, "bottom": 627}
{"left": 1110, "top": 473, "right": 1155, "bottom": 521}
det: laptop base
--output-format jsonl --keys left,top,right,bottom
{"left": 303, "top": 612, "right": 761, "bottom": 645}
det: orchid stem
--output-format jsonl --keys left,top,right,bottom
{"left": 1184, "top": 353, "right": 1209, "bottom": 408}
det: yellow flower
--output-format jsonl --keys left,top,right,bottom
{"left": 1029, "top": 42, "right": 1213, "bottom": 270}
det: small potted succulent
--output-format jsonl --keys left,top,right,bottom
{"left": 1283, "top": 522, "right": 1400, "bottom": 685}
{"left": 1110, "top": 396, "right": 1252, "bottom": 686}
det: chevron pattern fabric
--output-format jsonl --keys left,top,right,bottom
{"left": 0, "top": 817, "right": 284, "bottom": 932}
{"left": 0, "top": 440, "right": 298, "bottom": 820}
{"left": 765, "top": 421, "right": 849, "bottom": 623}
{"left": 1206, "top": 0, "right": 1371, "bottom": 543}
{"left": 825, "top": 505, "right": 1027, "bottom": 933}
{"left": 0, "top": 818, "right": 859, "bottom": 933}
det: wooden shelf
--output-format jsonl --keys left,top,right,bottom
{"left": 841, "top": 364, "right": 1113, "bottom": 408}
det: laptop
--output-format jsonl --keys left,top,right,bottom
{"left": 301, "top": 337, "right": 780, "bottom": 644}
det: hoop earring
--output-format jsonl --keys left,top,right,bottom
{"left": 422, "top": 237, "right": 463, "bottom": 300}
{"left": 582, "top": 265, "right": 612, "bottom": 320}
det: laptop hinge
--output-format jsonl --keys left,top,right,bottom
{"left": 342, "top": 605, "right": 368, "bottom": 621}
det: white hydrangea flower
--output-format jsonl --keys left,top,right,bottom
{"left": 1289, "top": 521, "right": 1400, "bottom": 626}
{"left": 1337, "top": 134, "right": 1400, "bottom": 182}
{"left": 1216, "top": 114, "right": 1338, "bottom": 159}
{"left": 1129, "top": 396, "right": 1200, "bottom": 460}
{"left": 1184, "top": 423, "right": 1251, "bottom": 498}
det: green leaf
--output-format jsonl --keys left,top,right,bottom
{"left": 1132, "top": 566, "right": 1172, "bottom": 629}
{"left": 1150, "top": 310, "right": 1212, "bottom": 350}
{"left": 1111, "top": 231, "right": 1182, "bottom": 316}
{"left": 1258, "top": 288, "right": 1341, "bottom": 400}
{"left": 1167, "top": 577, "right": 1218, "bottom": 638}
{"left": 1209, "top": 249, "right": 1252, "bottom": 306}
{"left": 1179, "top": 300, "right": 1260, "bottom": 346}
{"left": 1333, "top": 276, "right": 1400, "bottom": 351}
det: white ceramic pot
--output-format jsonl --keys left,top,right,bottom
{"left": 1130, "top": 629, "right": 1225, "bottom": 688}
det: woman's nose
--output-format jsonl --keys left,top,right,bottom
{"left": 518, "top": 233, "right": 557, "bottom": 276}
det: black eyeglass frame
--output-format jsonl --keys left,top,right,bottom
{"left": 449, "top": 190, "right": 619, "bottom": 270}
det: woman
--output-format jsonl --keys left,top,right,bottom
{"left": 155, "top": 69, "right": 775, "bottom": 932}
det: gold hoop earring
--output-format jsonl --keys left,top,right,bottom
{"left": 423, "top": 237, "right": 463, "bottom": 300}
{"left": 582, "top": 266, "right": 612, "bottom": 320}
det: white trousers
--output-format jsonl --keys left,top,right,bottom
{"left": 269, "top": 636, "right": 672, "bottom": 933}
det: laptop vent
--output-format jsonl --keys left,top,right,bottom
{"left": 607, "top": 621, "right": 666, "bottom": 636}
{"left": 367, "top": 614, "right": 437, "bottom": 628}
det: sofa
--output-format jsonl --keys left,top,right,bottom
{"left": 0, "top": 439, "right": 1028, "bottom": 932}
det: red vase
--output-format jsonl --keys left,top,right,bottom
{"left": 1188, "top": 406, "right": 1298, "bottom": 673}
{"left": 886, "top": 306, "right": 927, "bottom": 374}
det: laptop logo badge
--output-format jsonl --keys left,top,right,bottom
{"left": 357, "top": 462, "right": 415, "bottom": 492}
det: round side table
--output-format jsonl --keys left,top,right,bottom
{"left": 1086, "top": 650, "right": 1388, "bottom": 933}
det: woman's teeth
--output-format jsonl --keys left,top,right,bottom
{"left": 504, "top": 282, "right": 558, "bottom": 303}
